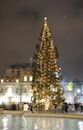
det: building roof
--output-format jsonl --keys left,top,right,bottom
{"left": 10, "top": 63, "right": 31, "bottom": 69}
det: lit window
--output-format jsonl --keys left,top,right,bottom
{"left": 16, "top": 79, "right": 19, "bottom": 83}
{"left": 29, "top": 75, "right": 33, "bottom": 81}
{"left": 24, "top": 76, "right": 27, "bottom": 82}
{"left": 1, "top": 79, "right": 4, "bottom": 83}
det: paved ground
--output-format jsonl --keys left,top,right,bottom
{"left": 0, "top": 110, "right": 83, "bottom": 119}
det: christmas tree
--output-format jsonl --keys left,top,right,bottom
{"left": 32, "top": 17, "right": 64, "bottom": 111}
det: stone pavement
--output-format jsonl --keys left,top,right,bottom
{"left": 0, "top": 110, "right": 83, "bottom": 119}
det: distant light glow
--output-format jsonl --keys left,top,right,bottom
{"left": 67, "top": 82, "right": 73, "bottom": 91}
{"left": 1, "top": 79, "right": 4, "bottom": 83}
{"left": 34, "top": 123, "right": 38, "bottom": 130}
{"left": 45, "top": 99, "right": 50, "bottom": 110}
{"left": 29, "top": 75, "right": 33, "bottom": 81}
{"left": 78, "top": 121, "right": 83, "bottom": 130}
{"left": 64, "top": 92, "right": 74, "bottom": 103}
{"left": 22, "top": 95, "right": 32, "bottom": 103}
{"left": 24, "top": 76, "right": 27, "bottom": 82}
{"left": 2, "top": 117, "right": 8, "bottom": 129}
{"left": 77, "top": 88, "right": 81, "bottom": 94}
{"left": 44, "top": 17, "right": 47, "bottom": 21}
{"left": 11, "top": 96, "right": 20, "bottom": 103}
{"left": 55, "top": 72, "right": 58, "bottom": 75}
{"left": 0, "top": 97, "right": 9, "bottom": 104}
{"left": 16, "top": 79, "right": 19, "bottom": 83}
{"left": 41, "top": 99, "right": 45, "bottom": 102}
{"left": 6, "top": 87, "right": 12, "bottom": 97}
{"left": 56, "top": 74, "right": 59, "bottom": 78}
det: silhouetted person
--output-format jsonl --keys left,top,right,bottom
{"left": 64, "top": 103, "right": 68, "bottom": 112}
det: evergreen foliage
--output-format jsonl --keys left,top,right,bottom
{"left": 32, "top": 17, "right": 64, "bottom": 110}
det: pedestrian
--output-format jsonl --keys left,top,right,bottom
{"left": 23, "top": 103, "right": 29, "bottom": 111}
{"left": 30, "top": 103, "right": 33, "bottom": 113}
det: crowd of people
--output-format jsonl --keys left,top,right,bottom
{"left": 0, "top": 102, "right": 83, "bottom": 113}
{"left": 54, "top": 102, "right": 83, "bottom": 113}
{"left": 0, "top": 102, "right": 33, "bottom": 112}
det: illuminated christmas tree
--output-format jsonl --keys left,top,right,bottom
{"left": 32, "top": 17, "right": 64, "bottom": 111}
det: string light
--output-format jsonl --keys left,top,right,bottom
{"left": 32, "top": 17, "right": 64, "bottom": 110}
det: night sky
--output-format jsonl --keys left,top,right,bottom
{"left": 0, "top": 0, "right": 83, "bottom": 80}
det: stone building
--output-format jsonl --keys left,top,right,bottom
{"left": 0, "top": 63, "right": 83, "bottom": 105}
{"left": 0, "top": 63, "right": 33, "bottom": 105}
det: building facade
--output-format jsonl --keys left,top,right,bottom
{"left": 0, "top": 63, "right": 83, "bottom": 105}
{"left": 62, "top": 80, "right": 83, "bottom": 104}
{"left": 0, "top": 63, "right": 33, "bottom": 105}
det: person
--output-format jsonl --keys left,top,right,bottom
{"left": 74, "top": 103, "right": 79, "bottom": 111}
{"left": 54, "top": 103, "right": 57, "bottom": 112}
{"left": 23, "top": 103, "right": 29, "bottom": 111}
{"left": 30, "top": 103, "right": 33, "bottom": 113}
{"left": 64, "top": 102, "right": 68, "bottom": 112}
{"left": 80, "top": 103, "right": 83, "bottom": 112}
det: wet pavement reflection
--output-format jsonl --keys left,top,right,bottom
{"left": 0, "top": 115, "right": 83, "bottom": 130}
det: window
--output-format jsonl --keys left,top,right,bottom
{"left": 24, "top": 88, "right": 27, "bottom": 93}
{"left": 0, "top": 88, "right": 3, "bottom": 93}
{"left": 12, "top": 71, "right": 14, "bottom": 73}
{"left": 29, "top": 75, "right": 33, "bottom": 81}
{"left": 17, "top": 71, "right": 20, "bottom": 76}
{"left": 24, "top": 76, "right": 27, "bottom": 82}
{"left": 16, "top": 88, "right": 19, "bottom": 93}
{"left": 1, "top": 79, "right": 4, "bottom": 83}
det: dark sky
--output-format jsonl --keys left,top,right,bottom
{"left": 0, "top": 0, "right": 83, "bottom": 80}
